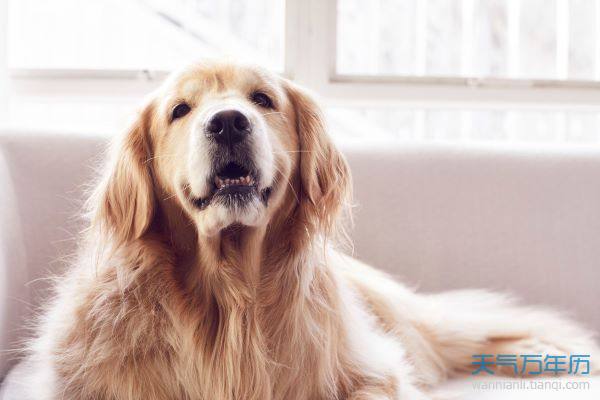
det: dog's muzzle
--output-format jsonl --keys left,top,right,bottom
{"left": 191, "top": 109, "right": 272, "bottom": 210}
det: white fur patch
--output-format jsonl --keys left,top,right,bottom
{"left": 194, "top": 196, "right": 266, "bottom": 237}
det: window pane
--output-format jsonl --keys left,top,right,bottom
{"left": 337, "top": 0, "right": 416, "bottom": 75}
{"left": 336, "top": 0, "right": 600, "bottom": 81}
{"left": 425, "top": 0, "right": 462, "bottom": 76}
{"left": 327, "top": 107, "right": 600, "bottom": 144}
{"left": 569, "top": 0, "right": 597, "bottom": 80}
{"left": 472, "top": 0, "right": 508, "bottom": 77}
{"left": 7, "top": 0, "right": 285, "bottom": 72}
{"left": 519, "top": 0, "right": 556, "bottom": 80}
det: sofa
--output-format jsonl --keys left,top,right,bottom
{"left": 1, "top": 130, "right": 599, "bottom": 398}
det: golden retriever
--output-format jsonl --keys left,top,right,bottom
{"left": 2, "top": 62, "right": 598, "bottom": 400}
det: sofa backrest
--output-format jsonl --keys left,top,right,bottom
{"left": 345, "top": 143, "right": 600, "bottom": 334}
{"left": 1, "top": 131, "right": 599, "bottom": 378}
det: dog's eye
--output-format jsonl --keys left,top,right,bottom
{"left": 250, "top": 92, "right": 274, "bottom": 109}
{"left": 171, "top": 103, "right": 191, "bottom": 121}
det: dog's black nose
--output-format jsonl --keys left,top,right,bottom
{"left": 206, "top": 110, "right": 251, "bottom": 146}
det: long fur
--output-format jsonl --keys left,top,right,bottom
{"left": 3, "top": 63, "right": 599, "bottom": 400}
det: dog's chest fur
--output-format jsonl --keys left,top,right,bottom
{"left": 50, "top": 246, "right": 357, "bottom": 400}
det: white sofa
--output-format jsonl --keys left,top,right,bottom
{"left": 1, "top": 130, "right": 599, "bottom": 398}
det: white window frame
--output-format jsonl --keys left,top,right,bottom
{"left": 287, "top": 0, "right": 600, "bottom": 110}
{"left": 2, "top": 0, "right": 600, "bottom": 111}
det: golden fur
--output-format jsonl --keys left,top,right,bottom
{"left": 6, "top": 62, "right": 599, "bottom": 399}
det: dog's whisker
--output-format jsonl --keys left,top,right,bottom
{"left": 252, "top": 152, "right": 300, "bottom": 205}
{"left": 144, "top": 153, "right": 180, "bottom": 164}
{"left": 163, "top": 192, "right": 179, "bottom": 201}
{"left": 261, "top": 111, "right": 285, "bottom": 117}
{"left": 271, "top": 166, "right": 299, "bottom": 204}
{"left": 272, "top": 150, "right": 314, "bottom": 154}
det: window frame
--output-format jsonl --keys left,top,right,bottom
{"left": 287, "top": 0, "right": 600, "bottom": 109}
{"left": 2, "top": 0, "right": 600, "bottom": 111}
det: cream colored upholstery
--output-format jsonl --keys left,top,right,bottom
{"left": 1, "top": 131, "right": 599, "bottom": 397}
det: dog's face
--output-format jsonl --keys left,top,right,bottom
{"left": 150, "top": 64, "right": 296, "bottom": 236}
{"left": 93, "top": 62, "right": 350, "bottom": 243}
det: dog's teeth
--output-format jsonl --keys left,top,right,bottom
{"left": 215, "top": 175, "right": 256, "bottom": 189}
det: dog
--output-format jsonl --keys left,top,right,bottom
{"left": 2, "top": 62, "right": 598, "bottom": 399}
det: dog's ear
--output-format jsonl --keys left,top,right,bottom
{"left": 90, "top": 103, "right": 156, "bottom": 244}
{"left": 284, "top": 81, "right": 352, "bottom": 235}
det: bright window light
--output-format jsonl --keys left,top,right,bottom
{"left": 3, "top": 0, "right": 600, "bottom": 144}
{"left": 7, "top": 0, "right": 285, "bottom": 72}
{"left": 337, "top": 0, "right": 600, "bottom": 81}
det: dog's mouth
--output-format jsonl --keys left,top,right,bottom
{"left": 214, "top": 162, "right": 256, "bottom": 190}
{"left": 190, "top": 161, "right": 272, "bottom": 210}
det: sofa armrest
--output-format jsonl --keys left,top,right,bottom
{"left": 0, "top": 149, "right": 28, "bottom": 379}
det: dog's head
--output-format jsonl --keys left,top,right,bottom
{"left": 92, "top": 62, "right": 350, "bottom": 244}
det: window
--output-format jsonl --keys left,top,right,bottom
{"left": 7, "top": 0, "right": 285, "bottom": 72}
{"left": 3, "top": 0, "right": 600, "bottom": 144}
{"left": 337, "top": 0, "right": 600, "bottom": 81}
